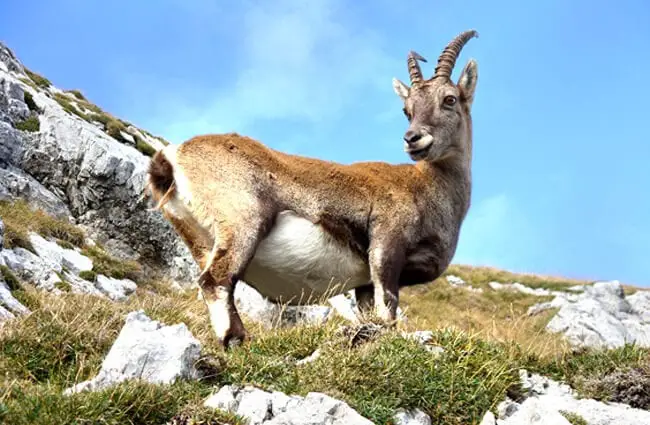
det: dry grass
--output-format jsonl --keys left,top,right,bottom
{"left": 0, "top": 200, "right": 85, "bottom": 251}
{"left": 401, "top": 278, "right": 570, "bottom": 359}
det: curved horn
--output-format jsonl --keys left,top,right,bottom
{"left": 433, "top": 29, "right": 479, "bottom": 79}
{"left": 407, "top": 51, "right": 427, "bottom": 85}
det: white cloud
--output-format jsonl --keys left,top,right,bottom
{"left": 452, "top": 193, "right": 540, "bottom": 270}
{"left": 160, "top": 0, "right": 397, "bottom": 143}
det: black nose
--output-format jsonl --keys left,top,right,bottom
{"left": 404, "top": 129, "right": 422, "bottom": 145}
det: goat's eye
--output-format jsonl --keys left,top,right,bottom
{"left": 443, "top": 95, "right": 457, "bottom": 107}
{"left": 402, "top": 107, "right": 411, "bottom": 120}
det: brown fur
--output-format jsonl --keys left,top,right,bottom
{"left": 147, "top": 30, "right": 479, "bottom": 347}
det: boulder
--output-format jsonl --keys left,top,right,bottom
{"left": 532, "top": 281, "right": 650, "bottom": 348}
{"left": 64, "top": 310, "right": 202, "bottom": 394}
{"left": 204, "top": 385, "right": 375, "bottom": 425}
{"left": 393, "top": 408, "right": 432, "bottom": 425}
{"left": 95, "top": 274, "right": 137, "bottom": 301}
{"left": 492, "top": 369, "right": 650, "bottom": 425}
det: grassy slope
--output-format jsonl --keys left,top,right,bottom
{"left": 1, "top": 204, "right": 648, "bottom": 424}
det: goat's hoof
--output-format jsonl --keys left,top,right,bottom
{"left": 221, "top": 332, "right": 247, "bottom": 350}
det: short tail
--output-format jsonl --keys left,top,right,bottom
{"left": 147, "top": 149, "right": 176, "bottom": 211}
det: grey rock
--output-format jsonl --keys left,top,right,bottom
{"left": 29, "top": 233, "right": 93, "bottom": 274}
{"left": 1, "top": 247, "right": 62, "bottom": 290}
{"left": 64, "top": 310, "right": 202, "bottom": 394}
{"left": 393, "top": 408, "right": 431, "bottom": 425}
{"left": 95, "top": 275, "right": 137, "bottom": 301}
{"left": 479, "top": 411, "right": 496, "bottom": 425}
{"left": 328, "top": 292, "right": 361, "bottom": 323}
{"left": 296, "top": 348, "right": 322, "bottom": 366}
{"left": 540, "top": 281, "right": 650, "bottom": 348}
{"left": 0, "top": 280, "right": 30, "bottom": 316}
{"left": 204, "top": 385, "right": 239, "bottom": 413}
{"left": 266, "top": 392, "right": 374, "bottom": 425}
{"left": 0, "top": 46, "right": 198, "bottom": 285}
{"left": 627, "top": 291, "right": 650, "bottom": 322}
{"left": 0, "top": 42, "right": 24, "bottom": 74}
{"left": 236, "top": 387, "right": 274, "bottom": 425}
{"left": 446, "top": 275, "right": 465, "bottom": 287}
{"left": 0, "top": 163, "right": 71, "bottom": 218}
{"left": 63, "top": 271, "right": 104, "bottom": 296}
{"left": 233, "top": 281, "right": 332, "bottom": 328}
{"left": 281, "top": 305, "right": 331, "bottom": 326}
{"left": 204, "top": 386, "right": 374, "bottom": 425}
{"left": 0, "top": 304, "right": 15, "bottom": 322}
{"left": 494, "top": 369, "right": 650, "bottom": 425}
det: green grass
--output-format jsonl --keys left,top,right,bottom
{"left": 23, "top": 91, "right": 40, "bottom": 113}
{"left": 0, "top": 200, "right": 85, "bottom": 251}
{"left": 106, "top": 119, "right": 128, "bottom": 142}
{"left": 78, "top": 270, "right": 97, "bottom": 282}
{"left": 560, "top": 411, "right": 588, "bottom": 425}
{"left": 66, "top": 89, "right": 86, "bottom": 101}
{"left": 81, "top": 245, "right": 141, "bottom": 281}
{"left": 54, "top": 273, "right": 72, "bottom": 292}
{"left": 135, "top": 135, "right": 157, "bottom": 156}
{"left": 1, "top": 284, "right": 649, "bottom": 425}
{"left": 19, "top": 77, "right": 38, "bottom": 91}
{"left": 24, "top": 68, "right": 51, "bottom": 89}
{"left": 55, "top": 239, "right": 75, "bottom": 250}
{"left": 442, "top": 264, "right": 588, "bottom": 292}
{"left": 14, "top": 116, "right": 40, "bottom": 132}
{"left": 53, "top": 93, "right": 90, "bottom": 121}
{"left": 0, "top": 265, "right": 21, "bottom": 291}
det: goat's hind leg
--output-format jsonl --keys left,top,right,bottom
{"left": 201, "top": 213, "right": 273, "bottom": 349}
{"left": 163, "top": 212, "right": 248, "bottom": 348}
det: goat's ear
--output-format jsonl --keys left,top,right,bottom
{"left": 457, "top": 59, "right": 478, "bottom": 107}
{"left": 392, "top": 77, "right": 409, "bottom": 101}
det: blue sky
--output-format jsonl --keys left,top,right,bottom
{"left": 2, "top": 0, "right": 649, "bottom": 285}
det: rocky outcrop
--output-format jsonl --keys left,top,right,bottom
{"left": 64, "top": 310, "right": 202, "bottom": 394}
{"left": 529, "top": 281, "right": 650, "bottom": 349}
{"left": 480, "top": 369, "right": 650, "bottom": 425}
{"left": 0, "top": 41, "right": 197, "bottom": 285}
{"left": 204, "top": 385, "right": 375, "bottom": 425}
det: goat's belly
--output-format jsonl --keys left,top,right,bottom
{"left": 242, "top": 211, "right": 370, "bottom": 304}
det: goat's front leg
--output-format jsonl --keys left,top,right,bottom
{"left": 368, "top": 238, "right": 406, "bottom": 324}
{"left": 355, "top": 285, "right": 374, "bottom": 318}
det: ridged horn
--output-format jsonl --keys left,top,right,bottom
{"left": 407, "top": 51, "right": 427, "bottom": 85}
{"left": 433, "top": 30, "right": 479, "bottom": 79}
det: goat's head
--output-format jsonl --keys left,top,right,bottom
{"left": 393, "top": 30, "right": 479, "bottom": 162}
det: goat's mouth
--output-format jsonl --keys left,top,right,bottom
{"left": 406, "top": 142, "right": 433, "bottom": 160}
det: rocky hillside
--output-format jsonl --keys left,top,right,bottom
{"left": 1, "top": 41, "right": 650, "bottom": 425}
{"left": 0, "top": 41, "right": 197, "bottom": 286}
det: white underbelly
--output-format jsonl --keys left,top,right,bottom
{"left": 243, "top": 211, "right": 370, "bottom": 304}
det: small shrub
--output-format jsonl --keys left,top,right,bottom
{"left": 55, "top": 239, "right": 75, "bottom": 250}
{"left": 135, "top": 136, "right": 156, "bottom": 156}
{"left": 106, "top": 119, "right": 127, "bottom": 142}
{"left": 54, "top": 276, "right": 71, "bottom": 293}
{"left": 78, "top": 270, "right": 97, "bottom": 282}
{"left": 579, "top": 366, "right": 650, "bottom": 409}
{"left": 89, "top": 112, "right": 111, "bottom": 126}
{"left": 19, "top": 77, "right": 38, "bottom": 90}
{"left": 0, "top": 265, "right": 21, "bottom": 291}
{"left": 23, "top": 91, "right": 40, "bottom": 113}
{"left": 15, "top": 116, "right": 40, "bottom": 132}
{"left": 66, "top": 89, "right": 86, "bottom": 101}
{"left": 82, "top": 246, "right": 141, "bottom": 281}
{"left": 53, "top": 93, "right": 89, "bottom": 121}
{"left": 24, "top": 68, "right": 51, "bottom": 89}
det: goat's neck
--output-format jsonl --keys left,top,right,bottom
{"left": 416, "top": 142, "right": 472, "bottom": 212}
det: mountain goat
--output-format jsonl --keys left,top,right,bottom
{"left": 147, "top": 29, "right": 479, "bottom": 347}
